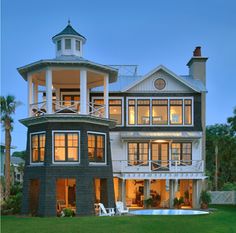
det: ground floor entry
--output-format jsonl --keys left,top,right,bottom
{"left": 114, "top": 178, "right": 202, "bottom": 209}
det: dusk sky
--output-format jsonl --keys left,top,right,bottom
{"left": 1, "top": 0, "right": 236, "bottom": 151}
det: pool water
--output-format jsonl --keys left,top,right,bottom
{"left": 130, "top": 209, "right": 209, "bottom": 215}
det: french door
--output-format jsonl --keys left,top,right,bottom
{"left": 151, "top": 143, "right": 169, "bottom": 170}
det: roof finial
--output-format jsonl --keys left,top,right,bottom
{"left": 68, "top": 18, "right": 71, "bottom": 25}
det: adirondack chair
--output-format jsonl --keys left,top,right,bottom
{"left": 98, "top": 203, "right": 115, "bottom": 216}
{"left": 116, "top": 201, "right": 129, "bottom": 215}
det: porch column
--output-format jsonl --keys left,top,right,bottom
{"left": 192, "top": 180, "right": 202, "bottom": 209}
{"left": 80, "top": 69, "right": 87, "bottom": 114}
{"left": 144, "top": 179, "right": 150, "bottom": 200}
{"left": 121, "top": 179, "right": 126, "bottom": 207}
{"left": 104, "top": 74, "right": 109, "bottom": 118}
{"left": 169, "top": 179, "right": 175, "bottom": 208}
{"left": 118, "top": 178, "right": 123, "bottom": 201}
{"left": 27, "top": 73, "right": 33, "bottom": 117}
{"left": 33, "top": 81, "right": 38, "bottom": 104}
{"left": 46, "top": 68, "right": 52, "bottom": 114}
{"left": 55, "top": 88, "right": 60, "bottom": 101}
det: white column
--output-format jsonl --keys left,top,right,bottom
{"left": 55, "top": 88, "right": 60, "bottom": 101}
{"left": 121, "top": 179, "right": 126, "bottom": 207}
{"left": 27, "top": 73, "right": 33, "bottom": 117}
{"left": 46, "top": 68, "right": 52, "bottom": 114}
{"left": 144, "top": 180, "right": 150, "bottom": 200}
{"left": 33, "top": 82, "right": 38, "bottom": 104}
{"left": 169, "top": 180, "right": 175, "bottom": 208}
{"left": 80, "top": 69, "right": 87, "bottom": 114}
{"left": 104, "top": 74, "right": 109, "bottom": 118}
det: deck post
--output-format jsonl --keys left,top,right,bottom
{"left": 27, "top": 73, "right": 33, "bottom": 117}
{"left": 46, "top": 68, "right": 52, "bottom": 114}
{"left": 104, "top": 74, "right": 109, "bottom": 118}
{"left": 80, "top": 69, "right": 87, "bottom": 114}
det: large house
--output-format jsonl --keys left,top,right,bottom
{"left": 18, "top": 22, "right": 207, "bottom": 216}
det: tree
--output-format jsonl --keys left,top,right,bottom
{"left": 0, "top": 95, "right": 20, "bottom": 199}
{"left": 12, "top": 150, "right": 26, "bottom": 160}
{"left": 228, "top": 107, "right": 236, "bottom": 133}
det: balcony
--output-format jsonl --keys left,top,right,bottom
{"left": 112, "top": 160, "right": 204, "bottom": 179}
{"left": 30, "top": 100, "right": 105, "bottom": 117}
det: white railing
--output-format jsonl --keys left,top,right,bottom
{"left": 209, "top": 191, "right": 236, "bottom": 204}
{"left": 30, "top": 100, "right": 106, "bottom": 118}
{"left": 112, "top": 160, "right": 204, "bottom": 173}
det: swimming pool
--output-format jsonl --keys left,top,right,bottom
{"left": 130, "top": 209, "right": 209, "bottom": 215}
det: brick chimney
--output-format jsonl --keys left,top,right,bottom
{"left": 187, "top": 46, "right": 208, "bottom": 85}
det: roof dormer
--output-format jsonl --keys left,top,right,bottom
{"left": 52, "top": 21, "right": 86, "bottom": 58}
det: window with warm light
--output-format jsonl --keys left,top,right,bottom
{"left": 109, "top": 99, "right": 122, "bottom": 125}
{"left": 88, "top": 133, "right": 106, "bottom": 163}
{"left": 170, "top": 99, "right": 183, "bottom": 125}
{"left": 137, "top": 100, "right": 150, "bottom": 125}
{"left": 54, "top": 132, "right": 79, "bottom": 162}
{"left": 31, "top": 133, "right": 45, "bottom": 163}
{"left": 128, "top": 99, "right": 136, "bottom": 125}
{"left": 152, "top": 99, "right": 168, "bottom": 125}
{"left": 184, "top": 99, "right": 192, "bottom": 125}
{"left": 128, "top": 142, "right": 148, "bottom": 165}
{"left": 171, "top": 142, "right": 192, "bottom": 165}
{"left": 93, "top": 99, "right": 105, "bottom": 117}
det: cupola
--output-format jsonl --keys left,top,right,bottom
{"left": 52, "top": 20, "right": 86, "bottom": 58}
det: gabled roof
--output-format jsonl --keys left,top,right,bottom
{"left": 52, "top": 22, "right": 86, "bottom": 41}
{"left": 122, "top": 65, "right": 206, "bottom": 93}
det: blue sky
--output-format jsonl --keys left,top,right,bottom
{"left": 1, "top": 0, "right": 236, "bottom": 151}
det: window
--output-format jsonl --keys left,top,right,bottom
{"left": 65, "top": 39, "right": 71, "bottom": 49}
{"left": 184, "top": 99, "right": 192, "bottom": 125}
{"left": 62, "top": 95, "right": 80, "bottom": 107}
{"left": 128, "top": 142, "right": 148, "bottom": 166}
{"left": 31, "top": 133, "right": 45, "bottom": 163}
{"left": 171, "top": 142, "right": 192, "bottom": 165}
{"left": 109, "top": 99, "right": 122, "bottom": 125}
{"left": 93, "top": 99, "right": 105, "bottom": 117}
{"left": 54, "top": 132, "right": 79, "bottom": 162}
{"left": 88, "top": 133, "right": 106, "bottom": 163}
{"left": 128, "top": 99, "right": 136, "bottom": 125}
{"left": 170, "top": 99, "right": 183, "bottom": 125}
{"left": 76, "top": 40, "right": 80, "bottom": 51}
{"left": 57, "top": 40, "right": 61, "bottom": 51}
{"left": 152, "top": 100, "right": 168, "bottom": 125}
{"left": 137, "top": 100, "right": 150, "bottom": 125}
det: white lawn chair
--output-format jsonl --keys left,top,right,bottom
{"left": 116, "top": 201, "right": 129, "bottom": 215}
{"left": 98, "top": 203, "right": 115, "bottom": 216}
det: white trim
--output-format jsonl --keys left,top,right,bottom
{"left": 29, "top": 131, "right": 46, "bottom": 165}
{"left": 52, "top": 130, "right": 81, "bottom": 164}
{"left": 126, "top": 96, "right": 194, "bottom": 127}
{"left": 91, "top": 96, "right": 124, "bottom": 127}
{"left": 87, "top": 131, "right": 107, "bottom": 166}
{"left": 122, "top": 65, "right": 200, "bottom": 92}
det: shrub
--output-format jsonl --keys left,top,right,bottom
{"left": 62, "top": 208, "right": 75, "bottom": 217}
{"left": 200, "top": 190, "right": 211, "bottom": 205}
{"left": 144, "top": 198, "right": 153, "bottom": 207}
{"left": 173, "top": 197, "right": 184, "bottom": 208}
{"left": 1, "top": 192, "right": 22, "bottom": 215}
{"left": 222, "top": 182, "right": 236, "bottom": 191}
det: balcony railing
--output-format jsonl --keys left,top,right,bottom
{"left": 112, "top": 160, "right": 204, "bottom": 173}
{"left": 29, "top": 101, "right": 106, "bottom": 117}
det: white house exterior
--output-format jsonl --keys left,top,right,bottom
{"left": 17, "top": 22, "right": 207, "bottom": 216}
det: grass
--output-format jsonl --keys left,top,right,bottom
{"left": 1, "top": 205, "right": 236, "bottom": 233}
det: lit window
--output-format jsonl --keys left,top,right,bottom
{"left": 54, "top": 132, "right": 79, "bottom": 162}
{"left": 76, "top": 40, "right": 80, "bottom": 51}
{"left": 31, "top": 133, "right": 45, "bottom": 163}
{"left": 109, "top": 99, "right": 122, "bottom": 125}
{"left": 152, "top": 100, "right": 168, "bottom": 125}
{"left": 170, "top": 99, "right": 183, "bottom": 125}
{"left": 128, "top": 99, "right": 136, "bottom": 125}
{"left": 65, "top": 39, "right": 71, "bottom": 49}
{"left": 184, "top": 99, "right": 192, "bottom": 125}
{"left": 128, "top": 142, "right": 148, "bottom": 166}
{"left": 137, "top": 100, "right": 150, "bottom": 125}
{"left": 171, "top": 142, "right": 192, "bottom": 165}
{"left": 88, "top": 133, "right": 105, "bottom": 163}
{"left": 93, "top": 99, "right": 105, "bottom": 117}
{"left": 57, "top": 40, "right": 61, "bottom": 51}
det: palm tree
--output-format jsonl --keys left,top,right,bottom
{"left": 0, "top": 95, "right": 20, "bottom": 199}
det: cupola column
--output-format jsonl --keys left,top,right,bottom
{"left": 104, "top": 74, "right": 109, "bottom": 118}
{"left": 80, "top": 69, "right": 87, "bottom": 114}
{"left": 46, "top": 68, "right": 53, "bottom": 114}
{"left": 33, "top": 81, "right": 38, "bottom": 104}
{"left": 27, "top": 73, "right": 33, "bottom": 117}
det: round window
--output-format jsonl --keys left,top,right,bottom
{"left": 154, "top": 78, "right": 166, "bottom": 90}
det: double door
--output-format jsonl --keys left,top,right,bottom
{"left": 151, "top": 143, "right": 169, "bottom": 170}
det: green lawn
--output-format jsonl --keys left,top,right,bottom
{"left": 1, "top": 205, "right": 236, "bottom": 233}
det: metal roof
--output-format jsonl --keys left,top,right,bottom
{"left": 52, "top": 22, "right": 86, "bottom": 41}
